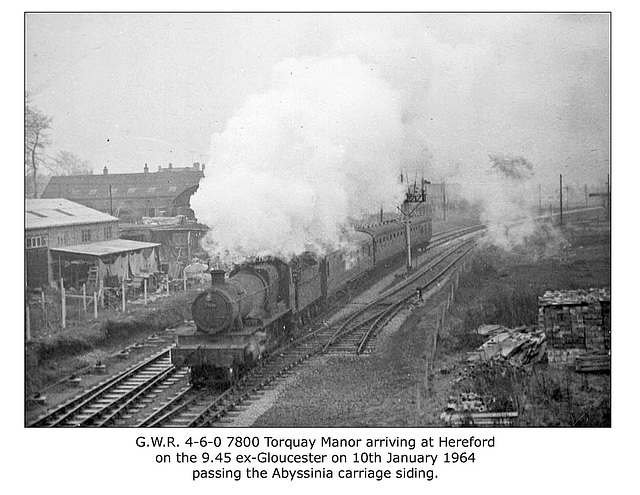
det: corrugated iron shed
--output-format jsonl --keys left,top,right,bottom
{"left": 25, "top": 198, "right": 118, "bottom": 230}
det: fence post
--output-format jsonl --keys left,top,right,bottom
{"left": 183, "top": 270, "right": 187, "bottom": 291}
{"left": 41, "top": 291, "right": 48, "bottom": 328}
{"left": 83, "top": 284, "right": 87, "bottom": 314}
{"left": 166, "top": 276, "right": 170, "bottom": 296}
{"left": 26, "top": 302, "right": 31, "bottom": 341}
{"left": 122, "top": 279, "right": 126, "bottom": 312}
{"left": 441, "top": 303, "right": 447, "bottom": 330}
{"left": 93, "top": 292, "right": 98, "bottom": 319}
{"left": 144, "top": 278, "right": 148, "bottom": 306}
{"left": 424, "top": 354, "right": 429, "bottom": 396}
{"left": 61, "top": 280, "right": 66, "bottom": 330}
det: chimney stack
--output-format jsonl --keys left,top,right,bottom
{"left": 168, "top": 162, "right": 173, "bottom": 170}
{"left": 103, "top": 166, "right": 108, "bottom": 175}
{"left": 210, "top": 269, "right": 226, "bottom": 285}
{"left": 143, "top": 163, "right": 149, "bottom": 173}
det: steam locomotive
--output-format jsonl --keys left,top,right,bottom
{"left": 171, "top": 214, "right": 432, "bottom": 387}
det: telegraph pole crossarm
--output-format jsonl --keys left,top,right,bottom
{"left": 396, "top": 178, "right": 428, "bottom": 273}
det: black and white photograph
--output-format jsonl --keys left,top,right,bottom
{"left": 16, "top": 8, "right": 628, "bottom": 492}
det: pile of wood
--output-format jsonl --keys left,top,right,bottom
{"left": 575, "top": 350, "right": 611, "bottom": 372}
{"left": 467, "top": 326, "right": 547, "bottom": 366}
{"left": 538, "top": 288, "right": 610, "bottom": 306}
{"left": 440, "top": 392, "right": 518, "bottom": 427}
{"left": 538, "top": 288, "right": 610, "bottom": 351}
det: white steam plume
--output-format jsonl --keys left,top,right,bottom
{"left": 192, "top": 56, "right": 406, "bottom": 262}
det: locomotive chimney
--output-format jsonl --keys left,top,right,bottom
{"left": 210, "top": 269, "right": 226, "bottom": 285}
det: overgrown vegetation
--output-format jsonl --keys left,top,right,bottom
{"left": 434, "top": 226, "right": 611, "bottom": 427}
{"left": 25, "top": 291, "right": 197, "bottom": 392}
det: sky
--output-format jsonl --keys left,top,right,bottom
{"left": 26, "top": 13, "right": 610, "bottom": 194}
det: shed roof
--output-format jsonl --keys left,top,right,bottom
{"left": 26, "top": 198, "right": 118, "bottom": 230}
{"left": 50, "top": 239, "right": 160, "bottom": 257}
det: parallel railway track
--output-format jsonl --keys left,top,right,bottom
{"left": 29, "top": 349, "right": 175, "bottom": 427}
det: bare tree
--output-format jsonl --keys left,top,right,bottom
{"left": 52, "top": 150, "right": 93, "bottom": 176}
{"left": 25, "top": 96, "right": 52, "bottom": 198}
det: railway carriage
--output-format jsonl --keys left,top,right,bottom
{"left": 357, "top": 214, "right": 431, "bottom": 266}
{"left": 323, "top": 230, "right": 374, "bottom": 298}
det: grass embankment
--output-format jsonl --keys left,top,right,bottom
{"left": 25, "top": 290, "right": 198, "bottom": 393}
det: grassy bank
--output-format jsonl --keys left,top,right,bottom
{"left": 25, "top": 290, "right": 199, "bottom": 393}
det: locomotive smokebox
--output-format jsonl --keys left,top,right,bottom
{"left": 210, "top": 269, "right": 226, "bottom": 285}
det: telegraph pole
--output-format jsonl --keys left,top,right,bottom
{"left": 559, "top": 174, "right": 563, "bottom": 226}
{"left": 538, "top": 184, "right": 542, "bottom": 214}
{"left": 442, "top": 180, "right": 447, "bottom": 222}
{"left": 398, "top": 178, "right": 427, "bottom": 273}
{"left": 584, "top": 184, "right": 588, "bottom": 207}
{"left": 607, "top": 173, "right": 610, "bottom": 220}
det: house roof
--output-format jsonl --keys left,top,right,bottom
{"left": 40, "top": 168, "right": 204, "bottom": 202}
{"left": 25, "top": 198, "right": 118, "bottom": 230}
{"left": 50, "top": 239, "right": 160, "bottom": 257}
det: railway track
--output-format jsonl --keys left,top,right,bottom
{"left": 324, "top": 236, "right": 477, "bottom": 356}
{"left": 143, "top": 231, "right": 482, "bottom": 427}
{"left": 28, "top": 349, "right": 177, "bottom": 427}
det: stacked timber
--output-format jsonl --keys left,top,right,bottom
{"left": 440, "top": 392, "right": 518, "bottom": 427}
{"left": 575, "top": 350, "right": 611, "bottom": 372}
{"left": 467, "top": 326, "right": 547, "bottom": 366}
{"left": 538, "top": 288, "right": 610, "bottom": 351}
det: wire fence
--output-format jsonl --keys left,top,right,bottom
{"left": 25, "top": 272, "right": 209, "bottom": 339}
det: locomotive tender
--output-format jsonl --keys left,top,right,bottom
{"left": 171, "top": 214, "right": 432, "bottom": 386}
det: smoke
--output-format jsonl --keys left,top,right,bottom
{"left": 192, "top": 55, "right": 406, "bottom": 261}
{"left": 193, "top": 16, "right": 608, "bottom": 261}
{"left": 465, "top": 154, "right": 537, "bottom": 250}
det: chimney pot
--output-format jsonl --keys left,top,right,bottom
{"left": 210, "top": 269, "right": 226, "bottom": 285}
{"left": 103, "top": 166, "right": 108, "bottom": 175}
{"left": 143, "top": 163, "right": 149, "bottom": 173}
